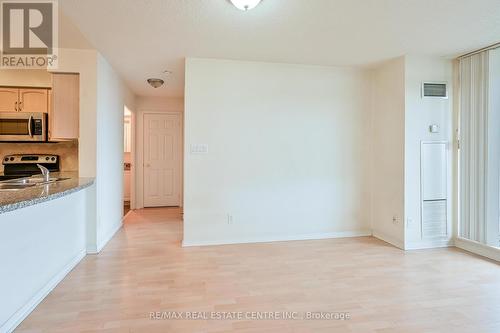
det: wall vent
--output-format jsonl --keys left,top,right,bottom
{"left": 422, "top": 82, "right": 448, "bottom": 98}
{"left": 422, "top": 200, "right": 447, "bottom": 238}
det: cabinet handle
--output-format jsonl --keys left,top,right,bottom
{"left": 14, "top": 101, "right": 17, "bottom": 111}
{"left": 19, "top": 101, "right": 23, "bottom": 111}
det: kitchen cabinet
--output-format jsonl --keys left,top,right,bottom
{"left": 50, "top": 73, "right": 79, "bottom": 140}
{"left": 0, "top": 88, "right": 18, "bottom": 112}
{"left": 0, "top": 87, "right": 49, "bottom": 113}
{"left": 19, "top": 88, "right": 49, "bottom": 113}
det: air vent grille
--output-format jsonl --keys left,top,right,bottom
{"left": 423, "top": 82, "right": 447, "bottom": 98}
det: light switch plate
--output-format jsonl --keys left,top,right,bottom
{"left": 190, "top": 144, "right": 209, "bottom": 154}
{"left": 429, "top": 124, "right": 440, "bottom": 133}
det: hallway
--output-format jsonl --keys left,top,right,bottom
{"left": 16, "top": 208, "right": 500, "bottom": 333}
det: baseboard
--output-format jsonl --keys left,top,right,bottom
{"left": 455, "top": 237, "right": 500, "bottom": 263}
{"left": 372, "top": 230, "right": 404, "bottom": 249}
{"left": 123, "top": 210, "right": 133, "bottom": 220}
{"left": 405, "top": 238, "right": 454, "bottom": 250}
{"left": 182, "top": 230, "right": 372, "bottom": 247}
{"left": 93, "top": 221, "right": 123, "bottom": 254}
{"left": 0, "top": 250, "right": 86, "bottom": 333}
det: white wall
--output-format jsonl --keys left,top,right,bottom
{"left": 54, "top": 49, "right": 134, "bottom": 252}
{"left": 136, "top": 96, "right": 184, "bottom": 112}
{"left": 371, "top": 57, "right": 406, "bottom": 249}
{"left": 404, "top": 56, "right": 453, "bottom": 249}
{"left": 93, "top": 54, "right": 135, "bottom": 252}
{"left": 184, "top": 58, "right": 372, "bottom": 246}
{"left": 0, "top": 186, "right": 94, "bottom": 333}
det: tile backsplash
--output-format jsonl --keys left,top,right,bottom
{"left": 0, "top": 141, "right": 78, "bottom": 174}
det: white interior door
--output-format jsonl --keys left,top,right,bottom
{"left": 143, "top": 113, "right": 181, "bottom": 207}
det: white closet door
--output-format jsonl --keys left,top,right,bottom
{"left": 143, "top": 113, "right": 181, "bottom": 207}
{"left": 422, "top": 142, "right": 447, "bottom": 201}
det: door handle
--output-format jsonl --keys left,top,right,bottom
{"left": 145, "top": 163, "right": 151, "bottom": 168}
{"left": 28, "top": 115, "right": 33, "bottom": 137}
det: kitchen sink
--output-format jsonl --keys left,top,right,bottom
{"left": 2, "top": 177, "right": 69, "bottom": 184}
{"left": 0, "top": 183, "right": 36, "bottom": 190}
{"left": 0, "top": 177, "right": 70, "bottom": 190}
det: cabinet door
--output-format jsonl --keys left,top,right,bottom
{"left": 0, "top": 88, "right": 19, "bottom": 112}
{"left": 19, "top": 88, "right": 48, "bottom": 113}
{"left": 50, "top": 73, "right": 79, "bottom": 140}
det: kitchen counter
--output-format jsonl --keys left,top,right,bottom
{"left": 0, "top": 172, "right": 94, "bottom": 214}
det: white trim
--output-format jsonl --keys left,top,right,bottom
{"left": 129, "top": 108, "right": 137, "bottom": 210}
{"left": 182, "top": 230, "right": 372, "bottom": 247}
{"left": 372, "top": 230, "right": 405, "bottom": 249}
{"left": 455, "top": 237, "right": 500, "bottom": 262}
{"left": 405, "top": 238, "right": 454, "bottom": 250}
{"left": 87, "top": 221, "right": 122, "bottom": 254}
{"left": 123, "top": 209, "right": 133, "bottom": 220}
{"left": 97, "top": 222, "right": 122, "bottom": 253}
{"left": 0, "top": 250, "right": 86, "bottom": 333}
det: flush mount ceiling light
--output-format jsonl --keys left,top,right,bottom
{"left": 230, "top": 0, "right": 262, "bottom": 11}
{"left": 147, "top": 78, "right": 164, "bottom": 88}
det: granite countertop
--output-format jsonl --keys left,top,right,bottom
{"left": 0, "top": 172, "right": 95, "bottom": 214}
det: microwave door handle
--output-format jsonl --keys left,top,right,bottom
{"left": 28, "top": 115, "right": 33, "bottom": 137}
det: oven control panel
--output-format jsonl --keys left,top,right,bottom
{"left": 2, "top": 154, "right": 58, "bottom": 165}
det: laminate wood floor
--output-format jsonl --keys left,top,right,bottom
{"left": 16, "top": 208, "right": 500, "bottom": 333}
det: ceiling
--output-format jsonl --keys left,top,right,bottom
{"left": 59, "top": 0, "right": 500, "bottom": 98}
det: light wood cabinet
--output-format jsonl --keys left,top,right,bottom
{"left": 50, "top": 73, "right": 79, "bottom": 140}
{"left": 0, "top": 88, "right": 20, "bottom": 112}
{"left": 0, "top": 87, "right": 49, "bottom": 113}
{"left": 19, "top": 88, "right": 48, "bottom": 113}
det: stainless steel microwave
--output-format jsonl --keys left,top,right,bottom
{"left": 0, "top": 112, "right": 47, "bottom": 142}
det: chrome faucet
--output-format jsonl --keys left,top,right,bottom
{"left": 36, "top": 164, "right": 50, "bottom": 182}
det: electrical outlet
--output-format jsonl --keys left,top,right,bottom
{"left": 392, "top": 215, "right": 400, "bottom": 224}
{"left": 227, "top": 214, "right": 233, "bottom": 225}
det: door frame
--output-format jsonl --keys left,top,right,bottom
{"left": 136, "top": 110, "right": 184, "bottom": 209}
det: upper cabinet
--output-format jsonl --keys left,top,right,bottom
{"left": 0, "top": 88, "right": 19, "bottom": 112}
{"left": 0, "top": 75, "right": 79, "bottom": 141}
{"left": 0, "top": 87, "right": 49, "bottom": 113}
{"left": 49, "top": 73, "right": 79, "bottom": 140}
{"left": 19, "top": 89, "right": 48, "bottom": 113}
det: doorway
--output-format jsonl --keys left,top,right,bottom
{"left": 123, "top": 106, "right": 134, "bottom": 216}
{"left": 143, "top": 112, "right": 182, "bottom": 207}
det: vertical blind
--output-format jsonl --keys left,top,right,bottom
{"left": 459, "top": 51, "right": 490, "bottom": 242}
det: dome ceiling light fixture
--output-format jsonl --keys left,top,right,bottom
{"left": 230, "top": 0, "right": 262, "bottom": 11}
{"left": 147, "top": 78, "right": 164, "bottom": 88}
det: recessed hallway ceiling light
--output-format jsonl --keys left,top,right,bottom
{"left": 147, "top": 78, "right": 164, "bottom": 88}
{"left": 230, "top": 0, "right": 262, "bottom": 11}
